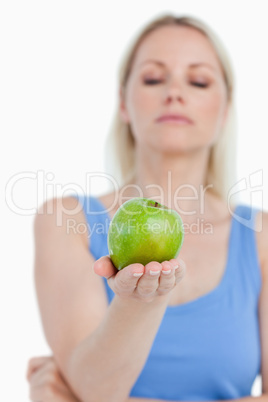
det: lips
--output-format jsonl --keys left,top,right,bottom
{"left": 156, "top": 114, "right": 193, "bottom": 124}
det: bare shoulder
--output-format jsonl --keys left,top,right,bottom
{"left": 255, "top": 210, "right": 268, "bottom": 283}
{"left": 35, "top": 196, "right": 88, "bottom": 247}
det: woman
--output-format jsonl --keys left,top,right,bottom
{"left": 26, "top": 13, "right": 268, "bottom": 402}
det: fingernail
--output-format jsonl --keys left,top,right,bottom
{"left": 150, "top": 270, "right": 160, "bottom": 276}
{"left": 174, "top": 264, "right": 179, "bottom": 270}
{"left": 162, "top": 269, "right": 172, "bottom": 275}
{"left": 133, "top": 272, "right": 143, "bottom": 277}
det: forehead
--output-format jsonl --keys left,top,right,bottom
{"left": 132, "top": 25, "right": 221, "bottom": 72}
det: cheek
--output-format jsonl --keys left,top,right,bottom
{"left": 127, "top": 78, "right": 158, "bottom": 115}
{"left": 124, "top": 83, "right": 152, "bottom": 140}
{"left": 135, "top": 90, "right": 158, "bottom": 114}
{"left": 126, "top": 88, "right": 158, "bottom": 136}
{"left": 193, "top": 87, "right": 226, "bottom": 128}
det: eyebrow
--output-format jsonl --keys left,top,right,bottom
{"left": 138, "top": 59, "right": 216, "bottom": 71}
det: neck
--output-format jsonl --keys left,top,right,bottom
{"left": 123, "top": 146, "right": 219, "bottom": 223}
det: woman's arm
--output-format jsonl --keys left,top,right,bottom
{"left": 67, "top": 286, "right": 172, "bottom": 402}
{"left": 34, "top": 197, "right": 184, "bottom": 402}
{"left": 27, "top": 356, "right": 268, "bottom": 402}
{"left": 27, "top": 356, "right": 80, "bottom": 401}
{"left": 26, "top": 355, "right": 169, "bottom": 402}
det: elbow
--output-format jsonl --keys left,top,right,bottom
{"left": 60, "top": 345, "right": 131, "bottom": 402}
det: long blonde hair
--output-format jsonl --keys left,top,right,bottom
{"left": 104, "top": 13, "right": 237, "bottom": 201}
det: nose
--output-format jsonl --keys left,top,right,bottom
{"left": 164, "top": 78, "right": 184, "bottom": 104}
{"left": 165, "top": 93, "right": 183, "bottom": 104}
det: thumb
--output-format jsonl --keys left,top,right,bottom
{"left": 93, "top": 255, "right": 118, "bottom": 279}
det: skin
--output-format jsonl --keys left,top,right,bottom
{"left": 27, "top": 24, "right": 230, "bottom": 402}
{"left": 119, "top": 25, "right": 229, "bottom": 219}
{"left": 26, "top": 356, "right": 79, "bottom": 401}
{"left": 27, "top": 25, "right": 268, "bottom": 401}
{"left": 121, "top": 25, "right": 228, "bottom": 154}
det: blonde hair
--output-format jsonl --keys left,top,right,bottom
{"left": 104, "top": 13, "right": 237, "bottom": 201}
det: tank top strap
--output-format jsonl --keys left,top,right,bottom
{"left": 72, "top": 194, "right": 115, "bottom": 304}
{"left": 72, "top": 194, "right": 110, "bottom": 260}
{"left": 230, "top": 204, "right": 262, "bottom": 295}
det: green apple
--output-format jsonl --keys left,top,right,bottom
{"left": 107, "top": 197, "right": 184, "bottom": 270}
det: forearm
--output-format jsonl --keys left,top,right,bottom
{"left": 64, "top": 294, "right": 170, "bottom": 402}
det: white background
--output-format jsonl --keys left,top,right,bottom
{"left": 1, "top": 0, "right": 267, "bottom": 400}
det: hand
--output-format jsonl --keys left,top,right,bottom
{"left": 93, "top": 256, "right": 186, "bottom": 303}
{"left": 26, "top": 355, "right": 79, "bottom": 401}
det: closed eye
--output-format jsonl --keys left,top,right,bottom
{"left": 143, "top": 79, "right": 208, "bottom": 88}
{"left": 192, "top": 82, "right": 208, "bottom": 88}
{"left": 144, "top": 79, "right": 162, "bottom": 85}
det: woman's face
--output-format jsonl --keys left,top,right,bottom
{"left": 120, "top": 25, "right": 229, "bottom": 154}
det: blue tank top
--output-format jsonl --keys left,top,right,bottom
{"left": 73, "top": 194, "right": 262, "bottom": 400}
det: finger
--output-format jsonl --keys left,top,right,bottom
{"left": 26, "top": 356, "right": 53, "bottom": 381}
{"left": 93, "top": 255, "right": 118, "bottom": 279}
{"left": 29, "top": 359, "right": 55, "bottom": 388}
{"left": 169, "top": 257, "right": 186, "bottom": 284}
{"left": 158, "top": 261, "right": 176, "bottom": 295}
{"left": 109, "top": 262, "right": 144, "bottom": 296}
{"left": 29, "top": 359, "right": 69, "bottom": 400}
{"left": 29, "top": 363, "right": 77, "bottom": 401}
{"left": 30, "top": 384, "right": 75, "bottom": 402}
{"left": 135, "top": 261, "right": 162, "bottom": 301}
{"left": 170, "top": 257, "right": 186, "bottom": 271}
{"left": 30, "top": 383, "right": 57, "bottom": 401}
